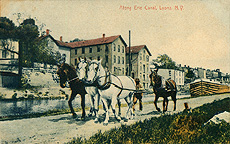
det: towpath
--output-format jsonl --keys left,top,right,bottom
{"left": 0, "top": 94, "right": 229, "bottom": 144}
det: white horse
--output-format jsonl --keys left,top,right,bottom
{"left": 76, "top": 58, "right": 101, "bottom": 122}
{"left": 85, "top": 59, "right": 136, "bottom": 125}
{"left": 77, "top": 58, "right": 122, "bottom": 123}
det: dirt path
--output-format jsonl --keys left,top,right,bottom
{"left": 0, "top": 94, "right": 229, "bottom": 144}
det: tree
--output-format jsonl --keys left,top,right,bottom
{"left": 0, "top": 17, "right": 17, "bottom": 40}
{"left": 151, "top": 54, "right": 177, "bottom": 69}
{"left": 0, "top": 17, "right": 18, "bottom": 53}
{"left": 70, "top": 38, "right": 84, "bottom": 42}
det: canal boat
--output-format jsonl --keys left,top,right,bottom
{"left": 189, "top": 79, "right": 230, "bottom": 97}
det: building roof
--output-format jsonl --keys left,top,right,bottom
{"left": 39, "top": 34, "right": 127, "bottom": 49}
{"left": 39, "top": 34, "right": 72, "bottom": 48}
{"left": 125, "top": 45, "right": 152, "bottom": 56}
{"left": 68, "top": 35, "right": 127, "bottom": 48}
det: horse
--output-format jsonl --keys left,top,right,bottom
{"left": 77, "top": 58, "right": 122, "bottom": 123}
{"left": 76, "top": 57, "right": 102, "bottom": 123}
{"left": 57, "top": 63, "right": 86, "bottom": 119}
{"left": 149, "top": 69, "right": 177, "bottom": 112}
{"left": 84, "top": 59, "right": 136, "bottom": 125}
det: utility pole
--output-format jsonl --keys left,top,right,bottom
{"left": 18, "top": 41, "right": 22, "bottom": 88}
{"left": 129, "top": 30, "right": 131, "bottom": 76}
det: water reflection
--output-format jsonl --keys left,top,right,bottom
{"left": 0, "top": 94, "right": 190, "bottom": 117}
{"left": 0, "top": 98, "right": 91, "bottom": 116}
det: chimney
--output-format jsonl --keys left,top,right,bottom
{"left": 60, "top": 36, "right": 63, "bottom": 41}
{"left": 103, "top": 34, "right": 105, "bottom": 41}
{"left": 46, "top": 29, "right": 50, "bottom": 35}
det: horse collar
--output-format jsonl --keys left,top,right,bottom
{"left": 96, "top": 70, "right": 112, "bottom": 90}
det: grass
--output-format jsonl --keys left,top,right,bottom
{"left": 67, "top": 97, "right": 230, "bottom": 144}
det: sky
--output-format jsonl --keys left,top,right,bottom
{"left": 1, "top": 0, "right": 230, "bottom": 73}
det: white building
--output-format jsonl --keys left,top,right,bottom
{"left": 0, "top": 39, "right": 19, "bottom": 72}
{"left": 39, "top": 29, "right": 71, "bottom": 64}
{"left": 150, "top": 68, "right": 185, "bottom": 86}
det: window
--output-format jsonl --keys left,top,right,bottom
{"left": 146, "top": 55, "right": 149, "bottom": 61}
{"left": 122, "top": 46, "right": 124, "bottom": 53}
{"left": 140, "top": 65, "right": 142, "bottom": 71}
{"left": 140, "top": 53, "right": 142, "bottom": 60}
{"left": 122, "top": 57, "right": 124, "bottom": 64}
{"left": 118, "top": 45, "right": 120, "bottom": 52}
{"left": 11, "top": 53, "right": 14, "bottom": 58}
{"left": 118, "top": 56, "right": 120, "bottom": 64}
{"left": 97, "top": 46, "right": 100, "bottom": 52}
{"left": 113, "top": 44, "right": 116, "bottom": 51}
{"left": 122, "top": 68, "right": 124, "bottom": 74}
{"left": 89, "top": 47, "right": 92, "bottom": 53}
{"left": 97, "top": 56, "right": 100, "bottom": 60}
{"left": 75, "top": 49, "right": 77, "bottom": 55}
{"left": 143, "top": 74, "right": 145, "bottom": 80}
{"left": 143, "top": 64, "right": 145, "bottom": 73}
{"left": 106, "top": 56, "right": 108, "bottom": 63}
{"left": 2, "top": 50, "right": 7, "bottom": 58}
{"left": 105, "top": 45, "right": 109, "bottom": 52}
{"left": 75, "top": 59, "right": 78, "bottom": 65}
{"left": 114, "top": 55, "right": 116, "bottom": 63}
{"left": 82, "top": 47, "right": 85, "bottom": 54}
{"left": 114, "top": 67, "right": 116, "bottom": 73}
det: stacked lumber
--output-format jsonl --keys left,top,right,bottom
{"left": 189, "top": 79, "right": 230, "bottom": 97}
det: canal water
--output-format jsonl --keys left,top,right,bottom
{"left": 0, "top": 94, "right": 190, "bottom": 117}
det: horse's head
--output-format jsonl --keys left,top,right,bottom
{"left": 85, "top": 59, "right": 104, "bottom": 85}
{"left": 76, "top": 57, "right": 89, "bottom": 81}
{"left": 57, "top": 63, "right": 68, "bottom": 88}
{"left": 149, "top": 68, "right": 161, "bottom": 88}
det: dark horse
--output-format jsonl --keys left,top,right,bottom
{"left": 149, "top": 69, "right": 177, "bottom": 112}
{"left": 57, "top": 63, "right": 87, "bottom": 119}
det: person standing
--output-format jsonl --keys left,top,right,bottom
{"left": 133, "top": 78, "right": 144, "bottom": 111}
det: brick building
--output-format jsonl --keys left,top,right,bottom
{"left": 70, "top": 34, "right": 127, "bottom": 75}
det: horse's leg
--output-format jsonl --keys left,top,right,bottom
{"left": 154, "top": 94, "right": 161, "bottom": 112}
{"left": 124, "top": 92, "right": 134, "bottom": 120}
{"left": 163, "top": 97, "right": 168, "bottom": 113}
{"left": 171, "top": 92, "right": 177, "bottom": 111}
{"left": 111, "top": 97, "right": 121, "bottom": 122}
{"left": 80, "top": 93, "right": 86, "bottom": 119}
{"left": 68, "top": 91, "right": 77, "bottom": 118}
{"left": 88, "top": 94, "right": 95, "bottom": 117}
{"left": 117, "top": 99, "right": 121, "bottom": 116}
{"left": 101, "top": 98, "right": 109, "bottom": 125}
{"left": 94, "top": 93, "right": 100, "bottom": 123}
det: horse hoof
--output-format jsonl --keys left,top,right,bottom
{"left": 103, "top": 123, "right": 108, "bottom": 126}
{"left": 88, "top": 113, "right": 93, "bottom": 117}
{"left": 94, "top": 118, "right": 99, "bottom": 123}
{"left": 156, "top": 108, "right": 161, "bottom": 112}
{"left": 72, "top": 113, "right": 77, "bottom": 118}
{"left": 116, "top": 117, "right": 121, "bottom": 122}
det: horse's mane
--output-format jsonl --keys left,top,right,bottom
{"left": 62, "top": 63, "right": 76, "bottom": 72}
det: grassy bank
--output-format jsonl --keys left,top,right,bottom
{"left": 68, "top": 97, "right": 230, "bottom": 144}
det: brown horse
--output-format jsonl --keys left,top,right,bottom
{"left": 57, "top": 63, "right": 87, "bottom": 119}
{"left": 149, "top": 69, "right": 177, "bottom": 112}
